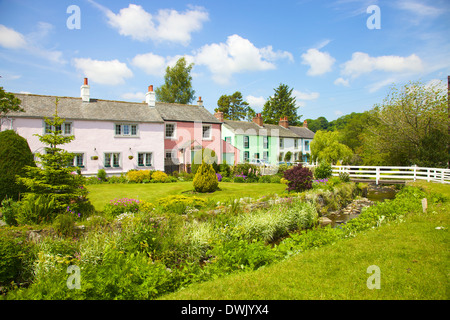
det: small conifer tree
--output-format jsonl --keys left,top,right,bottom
{"left": 17, "top": 98, "right": 92, "bottom": 219}
{"left": 193, "top": 161, "right": 219, "bottom": 193}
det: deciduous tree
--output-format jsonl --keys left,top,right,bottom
{"left": 155, "top": 57, "right": 196, "bottom": 104}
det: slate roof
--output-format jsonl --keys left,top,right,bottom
{"left": 10, "top": 93, "right": 222, "bottom": 124}
{"left": 223, "top": 120, "right": 300, "bottom": 138}
{"left": 287, "top": 126, "right": 315, "bottom": 139}
{"left": 10, "top": 93, "right": 164, "bottom": 123}
{"left": 155, "top": 102, "right": 221, "bottom": 123}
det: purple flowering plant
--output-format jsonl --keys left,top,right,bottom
{"left": 104, "top": 197, "right": 141, "bottom": 217}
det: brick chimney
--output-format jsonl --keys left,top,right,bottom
{"left": 303, "top": 120, "right": 308, "bottom": 128}
{"left": 81, "top": 78, "right": 90, "bottom": 102}
{"left": 279, "top": 116, "right": 289, "bottom": 128}
{"left": 197, "top": 96, "right": 203, "bottom": 107}
{"left": 214, "top": 111, "right": 224, "bottom": 122}
{"left": 252, "top": 113, "right": 263, "bottom": 127}
{"left": 146, "top": 85, "right": 156, "bottom": 107}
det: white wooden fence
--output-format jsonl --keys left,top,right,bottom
{"left": 331, "top": 165, "right": 450, "bottom": 185}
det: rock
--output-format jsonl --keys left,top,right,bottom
{"left": 319, "top": 217, "right": 332, "bottom": 226}
{"left": 27, "top": 230, "right": 43, "bottom": 243}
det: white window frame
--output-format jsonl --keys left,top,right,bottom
{"left": 115, "top": 123, "right": 138, "bottom": 137}
{"left": 202, "top": 124, "right": 212, "bottom": 140}
{"left": 70, "top": 153, "right": 85, "bottom": 168}
{"left": 137, "top": 152, "right": 153, "bottom": 167}
{"left": 294, "top": 138, "right": 298, "bottom": 149}
{"left": 165, "top": 123, "right": 177, "bottom": 139}
{"left": 104, "top": 152, "right": 121, "bottom": 168}
{"left": 279, "top": 138, "right": 284, "bottom": 149}
{"left": 263, "top": 151, "right": 269, "bottom": 161}
{"left": 43, "top": 121, "right": 73, "bottom": 136}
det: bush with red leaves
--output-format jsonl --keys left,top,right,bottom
{"left": 283, "top": 164, "right": 313, "bottom": 192}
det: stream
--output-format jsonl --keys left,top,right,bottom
{"left": 325, "top": 184, "right": 399, "bottom": 228}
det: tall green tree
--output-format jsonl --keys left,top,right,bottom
{"left": 17, "top": 98, "right": 92, "bottom": 218}
{"left": 262, "top": 83, "right": 301, "bottom": 126}
{"left": 361, "top": 81, "right": 449, "bottom": 167}
{"left": 155, "top": 57, "right": 196, "bottom": 104}
{"left": 215, "top": 91, "right": 252, "bottom": 121}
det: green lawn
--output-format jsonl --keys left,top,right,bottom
{"left": 160, "top": 181, "right": 450, "bottom": 300}
{"left": 87, "top": 182, "right": 287, "bottom": 211}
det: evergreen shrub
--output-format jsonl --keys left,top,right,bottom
{"left": 193, "top": 162, "right": 218, "bottom": 193}
{"left": 0, "top": 130, "right": 35, "bottom": 201}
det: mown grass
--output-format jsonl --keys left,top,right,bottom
{"left": 160, "top": 181, "right": 450, "bottom": 300}
{"left": 87, "top": 182, "right": 287, "bottom": 211}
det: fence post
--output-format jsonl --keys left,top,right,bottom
{"left": 376, "top": 167, "right": 380, "bottom": 185}
{"left": 442, "top": 170, "right": 445, "bottom": 183}
{"left": 427, "top": 168, "right": 430, "bottom": 182}
{"left": 413, "top": 165, "right": 417, "bottom": 182}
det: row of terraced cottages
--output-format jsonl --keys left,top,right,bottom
{"left": 0, "top": 79, "right": 314, "bottom": 176}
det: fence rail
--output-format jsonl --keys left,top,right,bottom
{"left": 331, "top": 165, "right": 450, "bottom": 185}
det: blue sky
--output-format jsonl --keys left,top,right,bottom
{"left": 1, "top": 0, "right": 449, "bottom": 121}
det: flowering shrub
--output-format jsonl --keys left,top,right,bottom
{"left": 216, "top": 173, "right": 222, "bottom": 182}
{"left": 104, "top": 198, "right": 141, "bottom": 217}
{"left": 127, "top": 170, "right": 152, "bottom": 183}
{"left": 151, "top": 171, "right": 168, "bottom": 183}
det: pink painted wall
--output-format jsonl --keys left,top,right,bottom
{"left": 6, "top": 118, "right": 165, "bottom": 175}
{"left": 164, "top": 121, "right": 222, "bottom": 164}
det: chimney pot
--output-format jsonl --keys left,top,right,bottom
{"left": 279, "top": 116, "right": 289, "bottom": 128}
{"left": 198, "top": 96, "right": 203, "bottom": 107}
{"left": 214, "top": 111, "right": 224, "bottom": 122}
{"left": 81, "top": 78, "right": 90, "bottom": 102}
{"left": 146, "top": 84, "right": 156, "bottom": 107}
{"left": 303, "top": 120, "right": 308, "bottom": 128}
{"left": 253, "top": 113, "right": 263, "bottom": 126}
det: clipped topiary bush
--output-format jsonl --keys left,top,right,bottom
{"left": 193, "top": 162, "right": 218, "bottom": 193}
{"left": 283, "top": 163, "right": 313, "bottom": 192}
{"left": 0, "top": 130, "right": 35, "bottom": 201}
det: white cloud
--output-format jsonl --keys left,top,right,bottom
{"left": 0, "top": 25, "right": 27, "bottom": 48}
{"left": 73, "top": 58, "right": 133, "bottom": 85}
{"left": 90, "top": 1, "right": 208, "bottom": 45}
{"left": 293, "top": 89, "right": 320, "bottom": 101}
{"left": 396, "top": 0, "right": 445, "bottom": 17}
{"left": 334, "top": 77, "right": 350, "bottom": 87}
{"left": 367, "top": 77, "right": 396, "bottom": 93}
{"left": 0, "top": 23, "right": 65, "bottom": 64}
{"left": 341, "top": 52, "right": 424, "bottom": 78}
{"left": 131, "top": 53, "right": 195, "bottom": 77}
{"left": 121, "top": 91, "right": 146, "bottom": 101}
{"left": 195, "top": 34, "right": 291, "bottom": 84}
{"left": 301, "top": 48, "right": 336, "bottom": 76}
{"left": 246, "top": 95, "right": 266, "bottom": 110}
{"left": 131, "top": 53, "right": 167, "bottom": 77}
